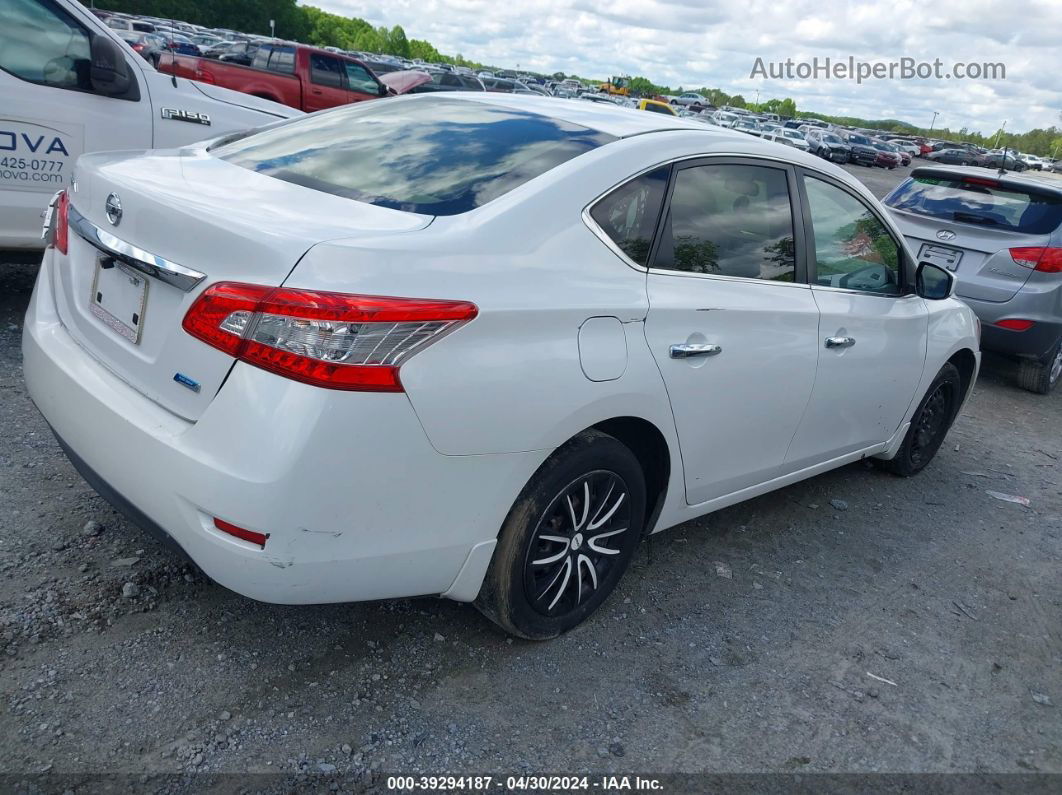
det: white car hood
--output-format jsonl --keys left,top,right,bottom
{"left": 190, "top": 81, "right": 301, "bottom": 120}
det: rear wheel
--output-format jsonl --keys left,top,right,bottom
{"left": 882, "top": 363, "right": 962, "bottom": 477}
{"left": 475, "top": 430, "right": 646, "bottom": 639}
{"left": 1017, "top": 339, "right": 1062, "bottom": 395}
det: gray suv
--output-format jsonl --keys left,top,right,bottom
{"left": 884, "top": 166, "right": 1062, "bottom": 394}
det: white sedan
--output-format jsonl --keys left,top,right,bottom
{"left": 25, "top": 94, "right": 980, "bottom": 639}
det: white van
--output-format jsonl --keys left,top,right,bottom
{"left": 1, "top": 0, "right": 300, "bottom": 255}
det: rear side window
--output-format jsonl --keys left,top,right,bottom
{"left": 589, "top": 167, "right": 669, "bottom": 266}
{"left": 885, "top": 176, "right": 1062, "bottom": 235}
{"left": 269, "top": 46, "right": 295, "bottom": 74}
{"left": 212, "top": 98, "right": 615, "bottom": 216}
{"left": 654, "top": 163, "right": 797, "bottom": 281}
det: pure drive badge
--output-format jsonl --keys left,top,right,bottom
{"left": 161, "top": 108, "right": 211, "bottom": 125}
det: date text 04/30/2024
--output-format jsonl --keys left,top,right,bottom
{"left": 386, "top": 775, "right": 664, "bottom": 791}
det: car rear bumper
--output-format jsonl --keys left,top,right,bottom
{"left": 960, "top": 290, "right": 1062, "bottom": 360}
{"left": 23, "top": 252, "right": 544, "bottom": 604}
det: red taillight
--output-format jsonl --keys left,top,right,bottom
{"left": 963, "top": 176, "right": 998, "bottom": 188}
{"left": 213, "top": 518, "right": 268, "bottom": 548}
{"left": 1010, "top": 247, "right": 1062, "bottom": 273}
{"left": 54, "top": 190, "right": 69, "bottom": 254}
{"left": 182, "top": 282, "right": 477, "bottom": 392}
{"left": 995, "top": 318, "right": 1035, "bottom": 331}
{"left": 194, "top": 66, "right": 216, "bottom": 84}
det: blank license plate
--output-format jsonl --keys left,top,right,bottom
{"left": 90, "top": 257, "right": 148, "bottom": 344}
{"left": 919, "top": 243, "right": 963, "bottom": 271}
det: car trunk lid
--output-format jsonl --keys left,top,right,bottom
{"left": 52, "top": 148, "right": 431, "bottom": 421}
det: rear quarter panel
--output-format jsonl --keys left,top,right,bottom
{"left": 281, "top": 134, "right": 701, "bottom": 484}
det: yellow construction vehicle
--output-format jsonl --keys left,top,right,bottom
{"left": 598, "top": 75, "right": 631, "bottom": 97}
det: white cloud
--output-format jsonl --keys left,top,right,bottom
{"left": 309, "top": 0, "right": 1062, "bottom": 133}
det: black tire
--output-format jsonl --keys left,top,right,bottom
{"left": 881, "top": 363, "right": 962, "bottom": 477}
{"left": 1017, "top": 339, "right": 1062, "bottom": 395}
{"left": 475, "top": 430, "right": 646, "bottom": 639}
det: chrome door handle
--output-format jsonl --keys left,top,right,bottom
{"left": 825, "top": 336, "right": 856, "bottom": 349}
{"left": 669, "top": 343, "right": 722, "bottom": 359}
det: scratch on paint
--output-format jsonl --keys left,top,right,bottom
{"left": 299, "top": 527, "right": 343, "bottom": 537}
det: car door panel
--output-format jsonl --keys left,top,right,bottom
{"left": 642, "top": 159, "right": 820, "bottom": 505}
{"left": 306, "top": 53, "right": 349, "bottom": 111}
{"left": 783, "top": 171, "right": 928, "bottom": 470}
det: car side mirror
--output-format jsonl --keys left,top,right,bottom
{"left": 916, "top": 260, "right": 956, "bottom": 300}
{"left": 90, "top": 34, "right": 132, "bottom": 96}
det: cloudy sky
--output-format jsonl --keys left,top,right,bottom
{"left": 311, "top": 0, "right": 1061, "bottom": 134}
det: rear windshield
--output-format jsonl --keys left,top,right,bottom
{"left": 885, "top": 176, "right": 1062, "bottom": 235}
{"left": 212, "top": 98, "right": 614, "bottom": 215}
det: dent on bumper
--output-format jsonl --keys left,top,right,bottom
{"left": 22, "top": 259, "right": 542, "bottom": 604}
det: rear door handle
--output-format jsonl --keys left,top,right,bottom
{"left": 670, "top": 343, "right": 722, "bottom": 359}
{"left": 825, "top": 336, "right": 856, "bottom": 349}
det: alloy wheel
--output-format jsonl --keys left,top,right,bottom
{"left": 1050, "top": 345, "right": 1062, "bottom": 386}
{"left": 523, "top": 471, "right": 630, "bottom": 617}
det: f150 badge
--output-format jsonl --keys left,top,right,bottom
{"left": 161, "top": 108, "right": 211, "bottom": 125}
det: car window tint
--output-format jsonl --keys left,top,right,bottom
{"left": 654, "top": 164, "right": 796, "bottom": 282}
{"left": 0, "top": 0, "right": 92, "bottom": 91}
{"left": 213, "top": 97, "right": 616, "bottom": 216}
{"left": 884, "top": 176, "right": 1062, "bottom": 235}
{"left": 804, "top": 176, "right": 901, "bottom": 294}
{"left": 310, "top": 54, "right": 344, "bottom": 88}
{"left": 644, "top": 103, "right": 672, "bottom": 115}
{"left": 270, "top": 46, "right": 295, "bottom": 74}
{"left": 590, "top": 167, "right": 669, "bottom": 266}
{"left": 250, "top": 45, "right": 272, "bottom": 69}
{"left": 343, "top": 61, "right": 378, "bottom": 94}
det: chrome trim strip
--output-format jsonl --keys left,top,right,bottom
{"left": 581, "top": 206, "right": 648, "bottom": 273}
{"left": 68, "top": 205, "right": 206, "bottom": 292}
{"left": 646, "top": 268, "right": 811, "bottom": 289}
{"left": 810, "top": 284, "right": 917, "bottom": 299}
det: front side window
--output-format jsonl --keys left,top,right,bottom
{"left": 654, "top": 164, "right": 797, "bottom": 282}
{"left": 213, "top": 97, "right": 615, "bottom": 216}
{"left": 343, "top": 62, "right": 378, "bottom": 94}
{"left": 804, "top": 176, "right": 901, "bottom": 294}
{"left": 310, "top": 54, "right": 344, "bottom": 88}
{"left": 589, "top": 167, "right": 669, "bottom": 266}
{"left": 0, "top": 0, "right": 92, "bottom": 91}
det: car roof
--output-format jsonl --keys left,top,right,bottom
{"left": 444, "top": 92, "right": 714, "bottom": 138}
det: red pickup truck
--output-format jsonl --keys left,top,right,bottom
{"left": 158, "top": 42, "right": 430, "bottom": 112}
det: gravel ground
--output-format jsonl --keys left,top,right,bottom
{"left": 1, "top": 163, "right": 1059, "bottom": 787}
